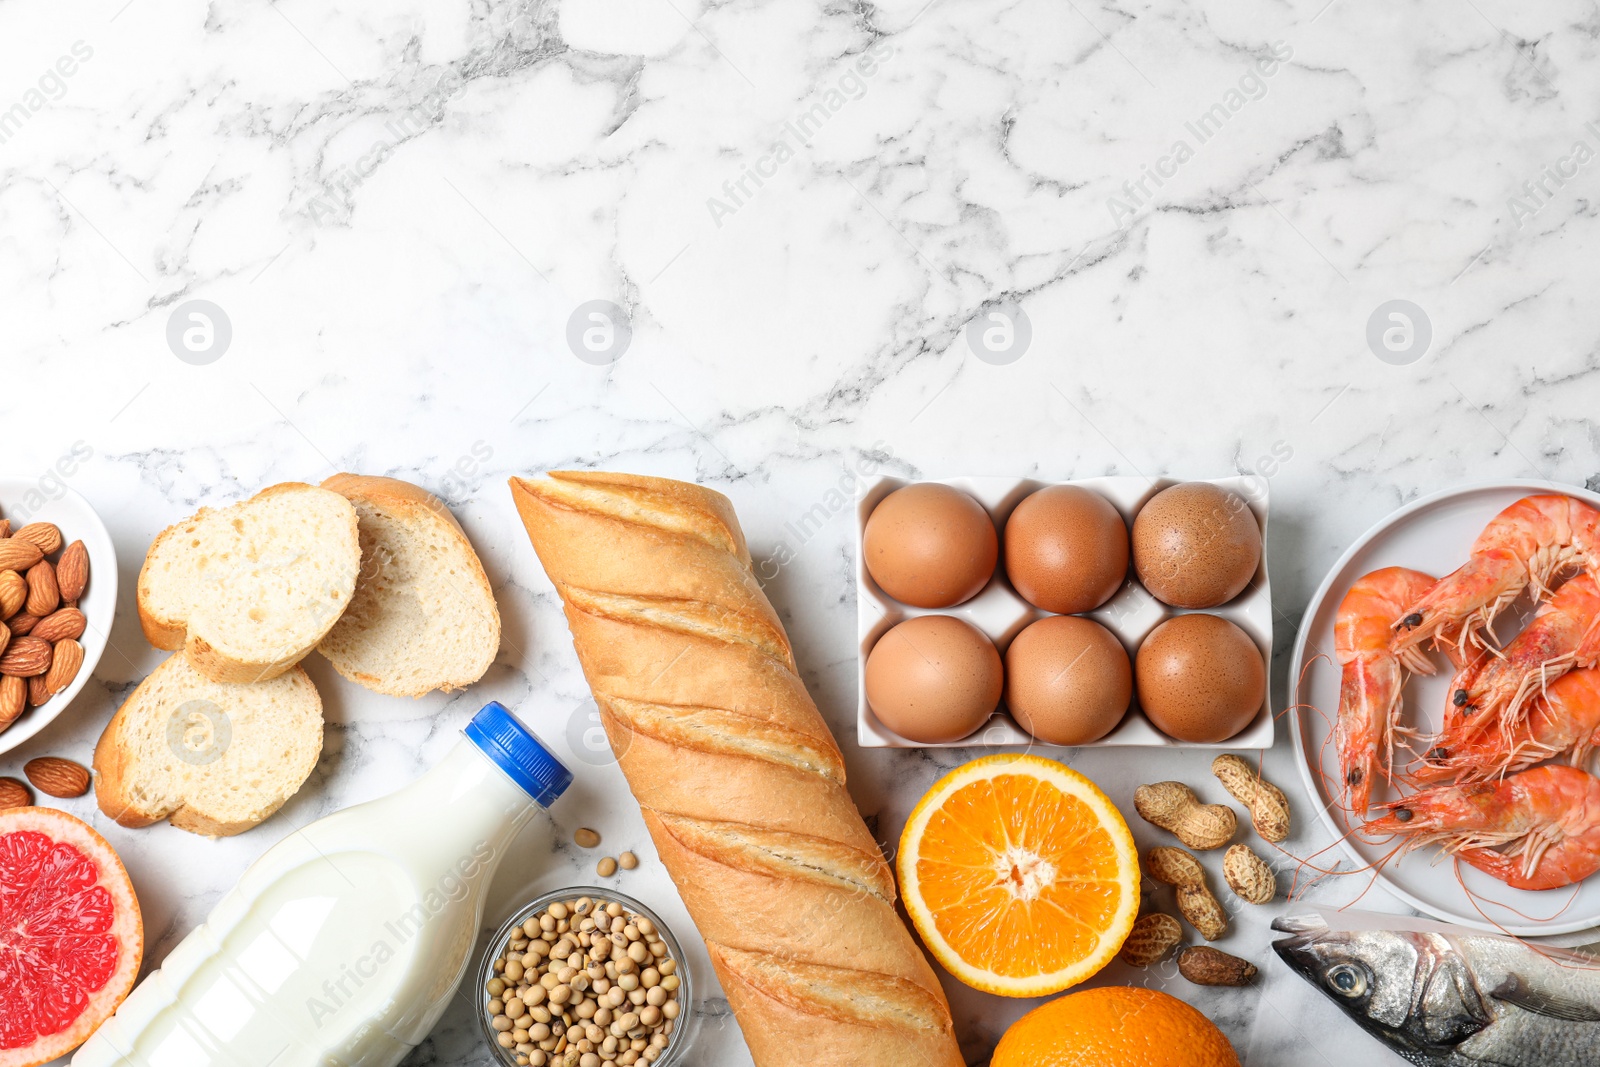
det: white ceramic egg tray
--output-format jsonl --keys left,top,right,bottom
{"left": 855, "top": 474, "right": 1274, "bottom": 749}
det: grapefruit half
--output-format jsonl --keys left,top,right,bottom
{"left": 0, "top": 808, "right": 141, "bottom": 1065}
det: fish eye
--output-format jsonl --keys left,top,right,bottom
{"left": 1327, "top": 963, "right": 1367, "bottom": 998}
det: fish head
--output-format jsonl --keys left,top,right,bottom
{"left": 1272, "top": 915, "right": 1489, "bottom": 1062}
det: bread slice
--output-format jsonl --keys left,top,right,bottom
{"left": 316, "top": 474, "right": 500, "bottom": 696}
{"left": 137, "top": 483, "right": 361, "bottom": 684}
{"left": 93, "top": 654, "right": 323, "bottom": 837}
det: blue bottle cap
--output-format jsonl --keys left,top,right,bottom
{"left": 464, "top": 701, "right": 574, "bottom": 807}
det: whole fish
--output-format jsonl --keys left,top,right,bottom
{"left": 1273, "top": 915, "right": 1600, "bottom": 1066}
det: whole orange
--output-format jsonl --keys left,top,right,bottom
{"left": 993, "top": 986, "right": 1240, "bottom": 1067}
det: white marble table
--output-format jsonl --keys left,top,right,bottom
{"left": 7, "top": 0, "right": 1600, "bottom": 1063}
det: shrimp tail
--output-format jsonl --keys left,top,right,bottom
{"left": 1457, "top": 841, "right": 1599, "bottom": 892}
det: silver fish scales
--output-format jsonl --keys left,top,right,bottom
{"left": 1273, "top": 915, "right": 1600, "bottom": 1066}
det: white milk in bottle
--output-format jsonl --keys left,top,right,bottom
{"left": 74, "top": 701, "right": 573, "bottom": 1067}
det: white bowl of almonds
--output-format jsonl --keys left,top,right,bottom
{"left": 0, "top": 480, "right": 115, "bottom": 755}
{"left": 479, "top": 888, "right": 693, "bottom": 1067}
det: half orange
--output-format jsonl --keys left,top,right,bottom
{"left": 898, "top": 754, "right": 1139, "bottom": 996}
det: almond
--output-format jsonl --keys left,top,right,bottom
{"left": 42, "top": 639, "right": 83, "bottom": 697}
{"left": 24, "top": 756, "right": 90, "bottom": 798}
{"left": 13, "top": 523, "right": 61, "bottom": 555}
{"left": 0, "top": 636, "right": 51, "bottom": 677}
{"left": 0, "top": 620, "right": 7, "bottom": 659}
{"left": 23, "top": 562, "right": 57, "bottom": 618}
{"left": 1178, "top": 946, "right": 1257, "bottom": 987}
{"left": 32, "top": 608, "right": 85, "bottom": 644}
{"left": 6, "top": 613, "right": 38, "bottom": 637}
{"left": 26, "top": 674, "right": 50, "bottom": 707}
{"left": 0, "top": 571, "right": 23, "bottom": 618}
{"left": 0, "top": 540, "right": 42, "bottom": 573}
{"left": 0, "top": 777, "right": 28, "bottom": 809}
{"left": 0, "top": 676, "right": 23, "bottom": 726}
{"left": 0, "top": 520, "right": 10, "bottom": 538}
{"left": 55, "top": 540, "right": 88, "bottom": 602}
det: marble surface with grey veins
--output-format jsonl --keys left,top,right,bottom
{"left": 5, "top": 0, "right": 1600, "bottom": 1063}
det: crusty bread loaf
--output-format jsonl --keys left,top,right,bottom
{"left": 316, "top": 474, "right": 500, "bottom": 696}
{"left": 510, "top": 471, "right": 965, "bottom": 1067}
{"left": 137, "top": 482, "right": 360, "bottom": 684}
{"left": 93, "top": 653, "right": 323, "bottom": 837}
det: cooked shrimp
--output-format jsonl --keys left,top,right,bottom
{"left": 1390, "top": 494, "right": 1600, "bottom": 657}
{"left": 1413, "top": 666, "right": 1600, "bottom": 784}
{"left": 1335, "top": 567, "right": 1439, "bottom": 814}
{"left": 1363, "top": 764, "right": 1600, "bottom": 891}
{"left": 1432, "top": 623, "right": 1477, "bottom": 671}
{"left": 1431, "top": 647, "right": 1491, "bottom": 741}
{"left": 1442, "top": 573, "right": 1600, "bottom": 744}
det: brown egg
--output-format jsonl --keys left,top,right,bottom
{"left": 865, "top": 616, "right": 1002, "bottom": 743}
{"left": 1004, "top": 485, "right": 1129, "bottom": 613}
{"left": 863, "top": 484, "right": 998, "bottom": 608}
{"left": 1004, "top": 616, "right": 1132, "bottom": 745}
{"left": 1135, "top": 614, "right": 1265, "bottom": 743}
{"left": 1132, "top": 483, "right": 1262, "bottom": 609}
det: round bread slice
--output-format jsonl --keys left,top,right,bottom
{"left": 93, "top": 654, "right": 323, "bottom": 837}
{"left": 137, "top": 482, "right": 360, "bottom": 684}
{"left": 316, "top": 474, "right": 501, "bottom": 696}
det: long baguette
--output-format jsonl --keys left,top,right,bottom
{"left": 510, "top": 471, "right": 964, "bottom": 1067}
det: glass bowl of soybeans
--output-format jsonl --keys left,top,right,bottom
{"left": 478, "top": 887, "right": 694, "bottom": 1067}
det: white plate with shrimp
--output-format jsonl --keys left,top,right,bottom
{"left": 1290, "top": 479, "right": 1600, "bottom": 935}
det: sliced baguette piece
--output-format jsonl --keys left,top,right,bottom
{"left": 137, "top": 483, "right": 360, "bottom": 684}
{"left": 315, "top": 474, "right": 500, "bottom": 696}
{"left": 93, "top": 653, "right": 323, "bottom": 837}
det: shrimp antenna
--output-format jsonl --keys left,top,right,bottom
{"left": 1450, "top": 860, "right": 1600, "bottom": 974}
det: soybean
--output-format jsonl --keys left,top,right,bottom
{"left": 486, "top": 898, "right": 681, "bottom": 1063}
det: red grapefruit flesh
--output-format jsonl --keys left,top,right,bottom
{"left": 0, "top": 808, "right": 141, "bottom": 1066}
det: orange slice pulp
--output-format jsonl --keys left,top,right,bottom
{"left": 897, "top": 754, "right": 1139, "bottom": 996}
